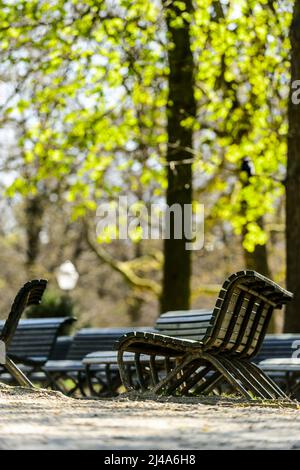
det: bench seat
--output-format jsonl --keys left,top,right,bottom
{"left": 260, "top": 358, "right": 300, "bottom": 371}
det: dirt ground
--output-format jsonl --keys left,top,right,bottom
{"left": 0, "top": 384, "right": 299, "bottom": 450}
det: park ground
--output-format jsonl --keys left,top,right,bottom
{"left": 0, "top": 385, "right": 300, "bottom": 450}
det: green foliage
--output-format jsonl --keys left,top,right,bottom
{"left": 0, "top": 0, "right": 292, "bottom": 252}
{"left": 1, "top": 0, "right": 167, "bottom": 205}
{"left": 191, "top": 0, "right": 291, "bottom": 250}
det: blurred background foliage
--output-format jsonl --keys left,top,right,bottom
{"left": 0, "top": 0, "right": 297, "bottom": 331}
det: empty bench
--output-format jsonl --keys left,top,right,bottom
{"left": 116, "top": 271, "right": 293, "bottom": 400}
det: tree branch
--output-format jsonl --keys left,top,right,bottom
{"left": 83, "top": 222, "right": 161, "bottom": 296}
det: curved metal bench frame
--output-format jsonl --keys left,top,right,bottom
{"left": 117, "top": 271, "right": 293, "bottom": 400}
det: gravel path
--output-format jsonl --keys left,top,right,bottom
{"left": 0, "top": 385, "right": 299, "bottom": 450}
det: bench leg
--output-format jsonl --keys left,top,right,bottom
{"left": 201, "top": 353, "right": 253, "bottom": 400}
{"left": 118, "top": 350, "right": 136, "bottom": 391}
{"left": 245, "top": 362, "right": 289, "bottom": 399}
{"left": 134, "top": 353, "right": 147, "bottom": 391}
{"left": 149, "top": 355, "right": 159, "bottom": 386}
{"left": 152, "top": 355, "right": 198, "bottom": 395}
{"left": 180, "top": 365, "right": 213, "bottom": 395}
{"left": 61, "top": 372, "right": 86, "bottom": 397}
{"left": 193, "top": 370, "right": 224, "bottom": 395}
{"left": 77, "top": 371, "right": 87, "bottom": 396}
{"left": 222, "top": 357, "right": 271, "bottom": 399}
{"left": 165, "top": 358, "right": 201, "bottom": 394}
{"left": 85, "top": 364, "right": 96, "bottom": 396}
{"left": 5, "top": 357, "right": 33, "bottom": 388}
{"left": 105, "top": 365, "right": 114, "bottom": 394}
{"left": 44, "top": 371, "right": 65, "bottom": 392}
{"left": 153, "top": 352, "right": 254, "bottom": 399}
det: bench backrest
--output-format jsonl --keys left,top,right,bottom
{"left": 155, "top": 310, "right": 213, "bottom": 341}
{"left": 0, "top": 317, "right": 76, "bottom": 363}
{"left": 67, "top": 327, "right": 155, "bottom": 360}
{"left": 201, "top": 271, "right": 293, "bottom": 358}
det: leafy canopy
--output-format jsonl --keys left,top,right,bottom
{"left": 0, "top": 0, "right": 292, "bottom": 250}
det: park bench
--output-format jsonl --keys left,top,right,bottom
{"left": 82, "top": 310, "right": 213, "bottom": 396}
{"left": 116, "top": 271, "right": 293, "bottom": 400}
{"left": 0, "top": 279, "right": 47, "bottom": 387}
{"left": 42, "top": 327, "right": 153, "bottom": 395}
{"left": 83, "top": 311, "right": 297, "bottom": 396}
{"left": 0, "top": 316, "right": 76, "bottom": 384}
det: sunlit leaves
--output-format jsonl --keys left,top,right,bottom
{"left": 0, "top": 0, "right": 167, "bottom": 214}
{"left": 191, "top": 0, "right": 291, "bottom": 250}
{"left": 0, "top": 0, "right": 292, "bottom": 253}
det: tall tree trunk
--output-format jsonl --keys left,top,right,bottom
{"left": 243, "top": 220, "right": 277, "bottom": 332}
{"left": 242, "top": 219, "right": 270, "bottom": 278}
{"left": 285, "top": 0, "right": 300, "bottom": 332}
{"left": 243, "top": 243, "right": 270, "bottom": 277}
{"left": 240, "top": 158, "right": 274, "bottom": 329}
{"left": 160, "top": 0, "right": 196, "bottom": 313}
{"left": 127, "top": 242, "right": 144, "bottom": 324}
{"left": 25, "top": 195, "right": 44, "bottom": 275}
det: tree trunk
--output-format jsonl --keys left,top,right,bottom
{"left": 160, "top": 0, "right": 196, "bottom": 313}
{"left": 25, "top": 195, "right": 44, "bottom": 275}
{"left": 242, "top": 219, "right": 270, "bottom": 278}
{"left": 243, "top": 243, "right": 270, "bottom": 277}
{"left": 285, "top": 0, "right": 300, "bottom": 332}
{"left": 243, "top": 221, "right": 277, "bottom": 332}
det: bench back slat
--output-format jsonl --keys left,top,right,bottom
{"left": 67, "top": 327, "right": 155, "bottom": 360}
{"left": 155, "top": 310, "right": 213, "bottom": 341}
